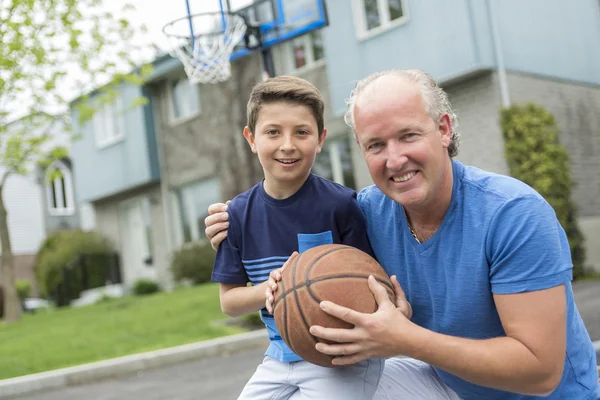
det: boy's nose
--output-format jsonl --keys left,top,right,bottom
{"left": 280, "top": 136, "right": 295, "bottom": 151}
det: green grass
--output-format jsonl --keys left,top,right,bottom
{"left": 0, "top": 283, "right": 245, "bottom": 380}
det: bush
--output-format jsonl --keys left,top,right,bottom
{"left": 500, "top": 104, "right": 586, "bottom": 279}
{"left": 35, "top": 230, "right": 115, "bottom": 304}
{"left": 132, "top": 279, "right": 160, "bottom": 296}
{"left": 171, "top": 242, "right": 215, "bottom": 285}
{"left": 16, "top": 280, "right": 31, "bottom": 302}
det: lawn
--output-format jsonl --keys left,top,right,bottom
{"left": 0, "top": 283, "right": 246, "bottom": 380}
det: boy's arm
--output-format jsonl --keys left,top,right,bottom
{"left": 213, "top": 204, "right": 266, "bottom": 318}
{"left": 219, "top": 282, "right": 269, "bottom": 317}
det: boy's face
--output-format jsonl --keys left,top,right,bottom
{"left": 244, "top": 101, "right": 326, "bottom": 196}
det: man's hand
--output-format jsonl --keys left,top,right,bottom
{"left": 204, "top": 201, "right": 230, "bottom": 251}
{"left": 309, "top": 275, "right": 418, "bottom": 366}
{"left": 265, "top": 252, "right": 299, "bottom": 313}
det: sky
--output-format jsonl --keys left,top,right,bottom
{"left": 3, "top": 0, "right": 255, "bottom": 121}
{"left": 124, "top": 0, "right": 255, "bottom": 53}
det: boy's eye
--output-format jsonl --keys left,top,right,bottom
{"left": 297, "top": 130, "right": 310, "bottom": 136}
{"left": 266, "top": 130, "right": 279, "bottom": 136}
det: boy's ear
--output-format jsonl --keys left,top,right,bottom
{"left": 243, "top": 126, "right": 257, "bottom": 153}
{"left": 316, "top": 128, "right": 327, "bottom": 154}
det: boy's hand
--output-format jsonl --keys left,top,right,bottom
{"left": 204, "top": 201, "right": 231, "bottom": 251}
{"left": 265, "top": 252, "right": 299, "bottom": 313}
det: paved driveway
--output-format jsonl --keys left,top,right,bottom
{"left": 14, "top": 280, "right": 600, "bottom": 399}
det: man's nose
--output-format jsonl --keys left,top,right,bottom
{"left": 386, "top": 141, "right": 407, "bottom": 170}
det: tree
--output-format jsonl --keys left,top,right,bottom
{"left": 0, "top": 0, "right": 149, "bottom": 322}
{"left": 500, "top": 103, "right": 587, "bottom": 279}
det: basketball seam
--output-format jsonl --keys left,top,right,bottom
{"left": 291, "top": 251, "right": 319, "bottom": 354}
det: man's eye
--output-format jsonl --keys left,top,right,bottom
{"left": 368, "top": 142, "right": 383, "bottom": 150}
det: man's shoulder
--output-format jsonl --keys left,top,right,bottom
{"left": 460, "top": 163, "right": 544, "bottom": 204}
{"left": 357, "top": 185, "right": 392, "bottom": 209}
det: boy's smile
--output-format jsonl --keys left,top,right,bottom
{"left": 244, "top": 101, "right": 327, "bottom": 199}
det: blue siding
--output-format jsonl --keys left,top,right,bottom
{"left": 143, "top": 86, "right": 160, "bottom": 181}
{"left": 494, "top": 0, "right": 600, "bottom": 85}
{"left": 71, "top": 83, "right": 159, "bottom": 202}
{"left": 324, "top": 0, "right": 483, "bottom": 117}
{"left": 324, "top": 0, "right": 600, "bottom": 117}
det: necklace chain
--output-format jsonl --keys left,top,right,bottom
{"left": 403, "top": 208, "right": 421, "bottom": 244}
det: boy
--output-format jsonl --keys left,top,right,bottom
{"left": 211, "top": 76, "right": 383, "bottom": 399}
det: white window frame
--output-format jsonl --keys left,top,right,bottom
{"left": 168, "top": 76, "right": 201, "bottom": 125}
{"left": 93, "top": 96, "right": 125, "bottom": 149}
{"left": 352, "top": 0, "right": 409, "bottom": 41}
{"left": 284, "top": 31, "right": 326, "bottom": 74}
{"left": 46, "top": 160, "right": 75, "bottom": 216}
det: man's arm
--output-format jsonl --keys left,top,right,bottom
{"left": 219, "top": 282, "right": 269, "bottom": 317}
{"left": 311, "top": 277, "right": 566, "bottom": 396}
{"left": 410, "top": 285, "right": 566, "bottom": 395}
{"left": 204, "top": 202, "right": 230, "bottom": 251}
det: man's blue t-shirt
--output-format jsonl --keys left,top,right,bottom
{"left": 212, "top": 173, "right": 374, "bottom": 363}
{"left": 358, "top": 160, "right": 600, "bottom": 400}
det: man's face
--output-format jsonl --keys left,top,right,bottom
{"left": 353, "top": 77, "right": 452, "bottom": 209}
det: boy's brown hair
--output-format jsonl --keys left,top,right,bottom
{"left": 246, "top": 75, "right": 325, "bottom": 137}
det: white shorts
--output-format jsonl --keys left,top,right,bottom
{"left": 374, "top": 358, "right": 462, "bottom": 400}
{"left": 238, "top": 356, "right": 384, "bottom": 400}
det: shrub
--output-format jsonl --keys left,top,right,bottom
{"left": 170, "top": 242, "right": 215, "bottom": 285}
{"left": 500, "top": 104, "right": 586, "bottom": 279}
{"left": 132, "top": 279, "right": 160, "bottom": 296}
{"left": 16, "top": 280, "right": 31, "bottom": 302}
{"left": 35, "top": 230, "right": 115, "bottom": 305}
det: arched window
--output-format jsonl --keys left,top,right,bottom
{"left": 46, "top": 160, "right": 75, "bottom": 216}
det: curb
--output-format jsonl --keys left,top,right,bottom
{"left": 0, "top": 329, "right": 268, "bottom": 399}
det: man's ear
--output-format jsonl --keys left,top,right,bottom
{"left": 438, "top": 114, "right": 452, "bottom": 148}
{"left": 243, "top": 126, "right": 257, "bottom": 153}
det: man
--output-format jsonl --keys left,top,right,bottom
{"left": 204, "top": 69, "right": 600, "bottom": 399}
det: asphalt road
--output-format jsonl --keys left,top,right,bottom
{"left": 14, "top": 280, "right": 600, "bottom": 400}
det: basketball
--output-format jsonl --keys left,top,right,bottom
{"left": 272, "top": 244, "right": 395, "bottom": 368}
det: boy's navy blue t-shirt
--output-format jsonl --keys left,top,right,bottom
{"left": 212, "top": 173, "right": 374, "bottom": 362}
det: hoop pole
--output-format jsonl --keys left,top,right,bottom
{"left": 262, "top": 48, "right": 276, "bottom": 79}
{"left": 219, "top": 0, "right": 227, "bottom": 31}
{"left": 185, "top": 0, "right": 195, "bottom": 48}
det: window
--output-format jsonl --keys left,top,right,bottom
{"left": 287, "top": 30, "right": 325, "bottom": 72}
{"left": 93, "top": 97, "right": 125, "bottom": 148}
{"left": 175, "top": 178, "right": 220, "bottom": 243}
{"left": 170, "top": 77, "right": 201, "bottom": 122}
{"left": 353, "top": 0, "right": 407, "bottom": 39}
{"left": 46, "top": 161, "right": 75, "bottom": 216}
{"left": 312, "top": 135, "right": 357, "bottom": 190}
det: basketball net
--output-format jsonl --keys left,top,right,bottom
{"left": 163, "top": 13, "right": 247, "bottom": 84}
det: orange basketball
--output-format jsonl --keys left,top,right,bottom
{"left": 272, "top": 244, "right": 395, "bottom": 368}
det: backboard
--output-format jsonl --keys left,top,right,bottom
{"left": 163, "top": 0, "right": 328, "bottom": 83}
{"left": 225, "top": 0, "right": 328, "bottom": 60}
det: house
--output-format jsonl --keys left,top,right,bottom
{"left": 69, "top": 82, "right": 169, "bottom": 290}
{"left": 69, "top": 0, "right": 600, "bottom": 289}
{"left": 0, "top": 116, "right": 95, "bottom": 296}
{"left": 36, "top": 118, "right": 96, "bottom": 234}
{"left": 323, "top": 0, "right": 600, "bottom": 271}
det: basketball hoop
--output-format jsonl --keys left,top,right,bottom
{"left": 162, "top": 12, "right": 247, "bottom": 84}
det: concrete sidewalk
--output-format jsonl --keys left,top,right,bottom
{"left": 0, "top": 329, "right": 268, "bottom": 399}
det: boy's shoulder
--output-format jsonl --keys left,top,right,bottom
{"left": 227, "top": 181, "right": 263, "bottom": 214}
{"left": 310, "top": 174, "right": 357, "bottom": 199}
